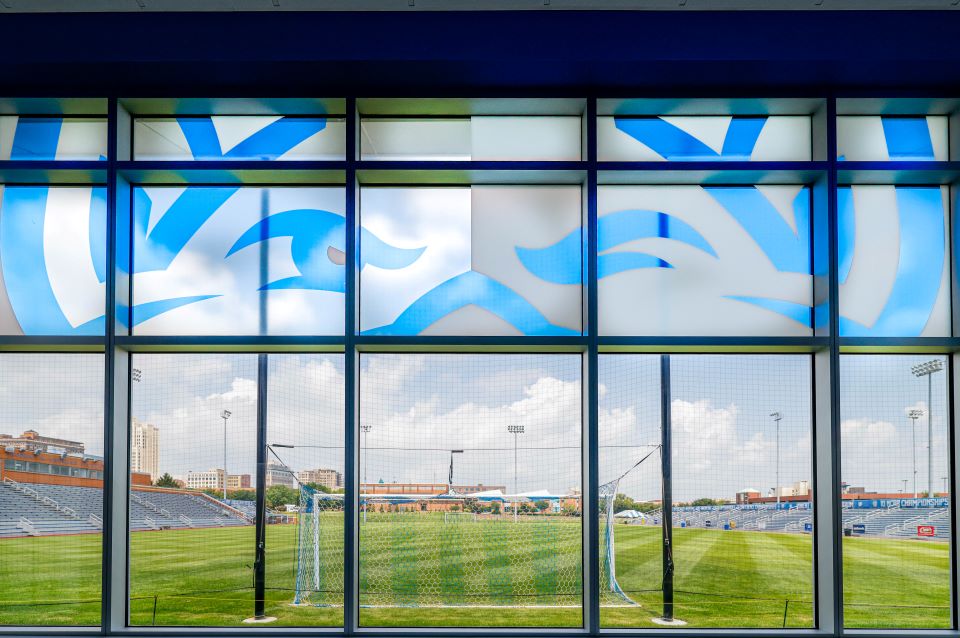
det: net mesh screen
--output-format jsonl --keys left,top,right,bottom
{"left": 0, "top": 354, "right": 104, "bottom": 626}
{"left": 357, "top": 353, "right": 582, "bottom": 627}
{"left": 840, "top": 354, "right": 951, "bottom": 629}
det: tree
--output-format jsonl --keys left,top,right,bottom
{"left": 266, "top": 485, "right": 299, "bottom": 510}
{"left": 228, "top": 489, "right": 256, "bottom": 502}
{"left": 490, "top": 501, "right": 501, "bottom": 515}
{"left": 305, "top": 482, "right": 332, "bottom": 494}
{"left": 154, "top": 473, "right": 178, "bottom": 488}
{"left": 534, "top": 500, "right": 551, "bottom": 513}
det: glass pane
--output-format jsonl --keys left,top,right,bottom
{"left": 358, "top": 354, "right": 582, "bottom": 628}
{"left": 134, "top": 116, "right": 345, "bottom": 161}
{"left": 360, "top": 116, "right": 581, "bottom": 161}
{"left": 837, "top": 116, "right": 948, "bottom": 161}
{"left": 840, "top": 355, "right": 951, "bottom": 628}
{"left": 128, "top": 354, "right": 258, "bottom": 627}
{"left": 360, "top": 186, "right": 582, "bottom": 336}
{"left": 0, "top": 116, "right": 106, "bottom": 161}
{"left": 131, "top": 186, "right": 345, "bottom": 335}
{"left": 598, "top": 355, "right": 813, "bottom": 629}
{"left": 598, "top": 116, "right": 810, "bottom": 161}
{"left": 0, "top": 354, "right": 104, "bottom": 626}
{"left": 597, "top": 355, "right": 662, "bottom": 628}
{"left": 838, "top": 185, "right": 950, "bottom": 337}
{"left": 0, "top": 186, "right": 106, "bottom": 336}
{"left": 598, "top": 185, "right": 813, "bottom": 336}
{"left": 267, "top": 354, "right": 344, "bottom": 626}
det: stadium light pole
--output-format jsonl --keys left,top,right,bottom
{"left": 770, "top": 413, "right": 782, "bottom": 509}
{"left": 912, "top": 359, "right": 943, "bottom": 499}
{"left": 902, "top": 479, "right": 908, "bottom": 494}
{"left": 221, "top": 410, "right": 232, "bottom": 501}
{"left": 361, "top": 425, "right": 371, "bottom": 523}
{"left": 908, "top": 409, "right": 923, "bottom": 499}
{"left": 508, "top": 425, "right": 524, "bottom": 523}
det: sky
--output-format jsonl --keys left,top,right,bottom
{"left": 0, "top": 352, "right": 948, "bottom": 504}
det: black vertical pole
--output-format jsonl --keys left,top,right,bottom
{"left": 254, "top": 354, "right": 269, "bottom": 619}
{"left": 660, "top": 354, "right": 674, "bottom": 621}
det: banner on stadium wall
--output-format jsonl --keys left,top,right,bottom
{"left": 846, "top": 497, "right": 948, "bottom": 510}
{"left": 918, "top": 525, "right": 936, "bottom": 537}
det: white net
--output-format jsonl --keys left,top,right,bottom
{"left": 293, "top": 487, "right": 344, "bottom": 607}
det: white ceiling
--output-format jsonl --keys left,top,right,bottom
{"left": 1, "top": 0, "right": 958, "bottom": 10}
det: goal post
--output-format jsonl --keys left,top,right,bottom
{"left": 293, "top": 485, "right": 344, "bottom": 607}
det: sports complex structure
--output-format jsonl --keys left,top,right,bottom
{"left": 2, "top": 4, "right": 960, "bottom": 638}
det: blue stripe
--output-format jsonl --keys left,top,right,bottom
{"left": 881, "top": 117, "right": 935, "bottom": 160}
{"left": 724, "top": 296, "right": 812, "bottom": 327}
{"left": 11, "top": 118, "right": 62, "bottom": 160}
{"left": 705, "top": 186, "right": 811, "bottom": 274}
{"left": 134, "top": 187, "right": 238, "bottom": 273}
{"left": 720, "top": 117, "right": 766, "bottom": 159}
{"left": 841, "top": 187, "right": 945, "bottom": 336}
{"left": 614, "top": 116, "right": 767, "bottom": 161}
{"left": 89, "top": 187, "right": 108, "bottom": 283}
{"left": 837, "top": 187, "right": 855, "bottom": 285}
{"left": 598, "top": 252, "right": 672, "bottom": 278}
{"left": 598, "top": 210, "right": 717, "bottom": 257}
{"left": 178, "top": 116, "right": 328, "bottom": 160}
{"left": 130, "top": 295, "right": 220, "bottom": 326}
{"left": 362, "top": 270, "right": 579, "bottom": 336}
{"left": 0, "top": 187, "right": 74, "bottom": 333}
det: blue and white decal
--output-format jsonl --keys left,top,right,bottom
{"left": 0, "top": 116, "right": 107, "bottom": 161}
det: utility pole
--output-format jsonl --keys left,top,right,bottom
{"left": 221, "top": 410, "right": 232, "bottom": 501}
{"left": 360, "top": 425, "right": 371, "bottom": 523}
{"left": 770, "top": 413, "right": 782, "bottom": 509}
{"left": 908, "top": 409, "right": 923, "bottom": 499}
{"left": 508, "top": 425, "right": 524, "bottom": 522}
{"left": 912, "top": 359, "right": 943, "bottom": 499}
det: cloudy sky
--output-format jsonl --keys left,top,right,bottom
{"left": 0, "top": 352, "right": 948, "bottom": 503}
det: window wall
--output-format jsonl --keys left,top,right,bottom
{"left": 0, "top": 95, "right": 957, "bottom": 637}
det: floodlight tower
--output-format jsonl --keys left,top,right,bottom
{"left": 361, "top": 425, "right": 371, "bottom": 523}
{"left": 912, "top": 359, "right": 943, "bottom": 498}
{"left": 908, "top": 409, "right": 923, "bottom": 499}
{"left": 770, "top": 413, "right": 782, "bottom": 509}
{"left": 221, "top": 410, "right": 232, "bottom": 501}
{"left": 508, "top": 425, "right": 525, "bottom": 522}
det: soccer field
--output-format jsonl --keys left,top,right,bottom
{"left": 0, "top": 519, "right": 950, "bottom": 628}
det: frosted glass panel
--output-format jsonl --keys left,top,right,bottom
{"left": 133, "top": 116, "right": 345, "bottom": 160}
{"left": 0, "top": 186, "right": 106, "bottom": 335}
{"left": 837, "top": 116, "right": 948, "bottom": 161}
{"left": 360, "top": 186, "right": 582, "bottom": 335}
{"left": 598, "top": 115, "right": 811, "bottom": 161}
{"left": 0, "top": 116, "right": 106, "bottom": 160}
{"left": 598, "top": 185, "right": 813, "bottom": 336}
{"left": 837, "top": 185, "right": 950, "bottom": 336}
{"left": 360, "top": 116, "right": 581, "bottom": 161}
{"left": 131, "top": 186, "right": 345, "bottom": 335}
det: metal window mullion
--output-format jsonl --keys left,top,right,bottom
{"left": 344, "top": 96, "right": 359, "bottom": 636}
{"left": 824, "top": 95, "right": 843, "bottom": 637}
{"left": 103, "top": 96, "right": 132, "bottom": 636}
{"left": 585, "top": 96, "right": 600, "bottom": 636}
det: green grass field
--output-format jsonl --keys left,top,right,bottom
{"left": 0, "top": 516, "right": 951, "bottom": 629}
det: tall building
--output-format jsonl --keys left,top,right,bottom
{"left": 266, "top": 462, "right": 296, "bottom": 488}
{"left": 0, "top": 430, "right": 84, "bottom": 455}
{"left": 130, "top": 418, "right": 160, "bottom": 482}
{"left": 185, "top": 469, "right": 225, "bottom": 491}
{"left": 297, "top": 468, "right": 343, "bottom": 490}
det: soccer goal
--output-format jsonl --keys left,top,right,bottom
{"left": 443, "top": 511, "right": 478, "bottom": 524}
{"left": 293, "top": 486, "right": 344, "bottom": 607}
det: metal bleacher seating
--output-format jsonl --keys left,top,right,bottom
{"left": 0, "top": 479, "right": 250, "bottom": 538}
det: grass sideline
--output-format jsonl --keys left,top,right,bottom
{"left": 0, "top": 518, "right": 950, "bottom": 628}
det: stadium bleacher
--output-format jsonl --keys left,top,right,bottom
{"left": 0, "top": 479, "right": 249, "bottom": 538}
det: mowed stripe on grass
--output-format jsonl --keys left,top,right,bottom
{"left": 0, "top": 518, "right": 952, "bottom": 629}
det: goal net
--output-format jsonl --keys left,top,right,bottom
{"left": 293, "top": 486, "right": 345, "bottom": 607}
{"left": 443, "top": 511, "right": 478, "bottom": 524}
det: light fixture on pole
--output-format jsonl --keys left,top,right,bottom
{"left": 908, "top": 408, "right": 923, "bottom": 499}
{"left": 770, "top": 413, "right": 782, "bottom": 509}
{"left": 448, "top": 450, "right": 464, "bottom": 487}
{"left": 360, "top": 425, "right": 371, "bottom": 523}
{"left": 508, "top": 425, "right": 525, "bottom": 522}
{"left": 912, "top": 359, "right": 943, "bottom": 498}
{"left": 221, "top": 410, "right": 232, "bottom": 501}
